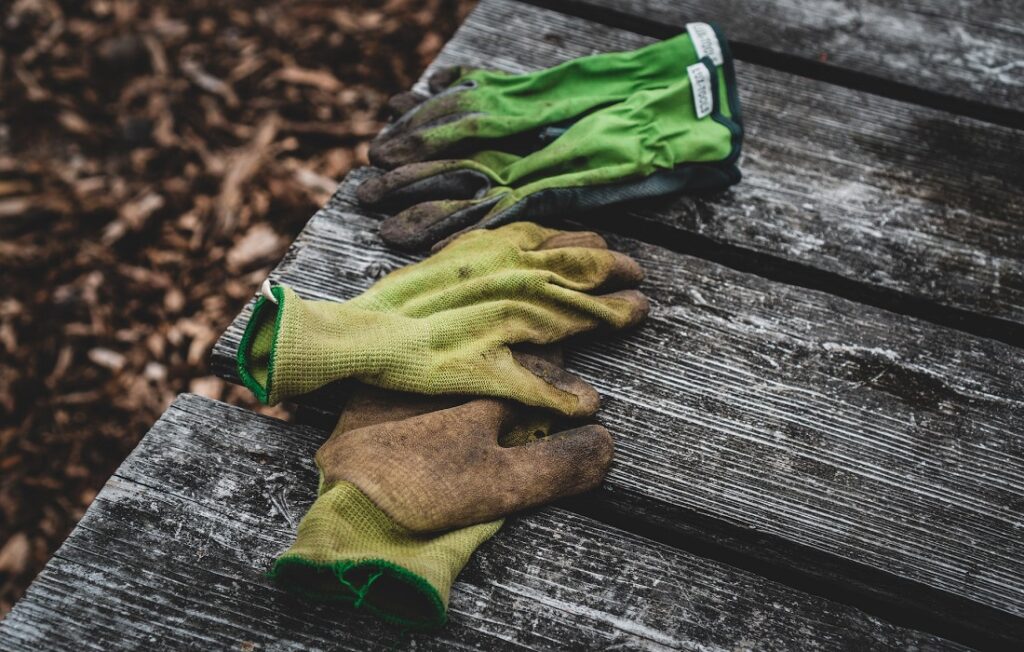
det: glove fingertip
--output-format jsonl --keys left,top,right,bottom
{"left": 512, "top": 351, "right": 600, "bottom": 417}
{"left": 387, "top": 91, "right": 429, "bottom": 116}
{"left": 604, "top": 289, "right": 651, "bottom": 329}
{"left": 368, "top": 133, "right": 425, "bottom": 170}
{"left": 608, "top": 251, "right": 646, "bottom": 287}
{"left": 537, "top": 231, "right": 609, "bottom": 251}
{"left": 573, "top": 425, "right": 615, "bottom": 487}
{"left": 427, "top": 65, "right": 465, "bottom": 93}
{"left": 356, "top": 174, "right": 387, "bottom": 206}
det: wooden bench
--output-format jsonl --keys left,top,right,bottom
{"left": 2, "top": 0, "right": 1022, "bottom": 648}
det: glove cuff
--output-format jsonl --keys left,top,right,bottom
{"left": 270, "top": 480, "right": 501, "bottom": 629}
{"left": 236, "top": 284, "right": 426, "bottom": 405}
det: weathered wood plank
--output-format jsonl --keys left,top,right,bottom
{"left": 539, "top": 0, "right": 1024, "bottom": 119}
{"left": 420, "top": 0, "right": 1024, "bottom": 335}
{"left": 0, "top": 395, "right": 961, "bottom": 651}
{"left": 210, "top": 172, "right": 1024, "bottom": 647}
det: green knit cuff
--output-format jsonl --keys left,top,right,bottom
{"left": 270, "top": 481, "right": 501, "bottom": 629}
{"left": 236, "top": 284, "right": 433, "bottom": 406}
{"left": 270, "top": 556, "right": 447, "bottom": 630}
{"left": 237, "top": 285, "right": 286, "bottom": 404}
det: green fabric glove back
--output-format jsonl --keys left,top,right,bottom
{"left": 370, "top": 24, "right": 728, "bottom": 168}
{"left": 360, "top": 56, "right": 741, "bottom": 250}
{"left": 237, "top": 223, "right": 648, "bottom": 415}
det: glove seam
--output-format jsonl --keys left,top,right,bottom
{"left": 269, "top": 555, "right": 448, "bottom": 629}
{"left": 236, "top": 285, "right": 287, "bottom": 405}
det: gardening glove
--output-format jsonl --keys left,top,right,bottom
{"left": 359, "top": 58, "right": 743, "bottom": 251}
{"left": 271, "top": 348, "right": 590, "bottom": 629}
{"left": 371, "top": 22, "right": 732, "bottom": 168}
{"left": 236, "top": 223, "right": 649, "bottom": 416}
{"left": 320, "top": 398, "right": 613, "bottom": 533}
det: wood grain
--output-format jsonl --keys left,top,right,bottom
{"left": 538, "top": 0, "right": 1024, "bottom": 118}
{"left": 0, "top": 394, "right": 961, "bottom": 651}
{"left": 210, "top": 171, "right": 1024, "bottom": 646}
{"left": 422, "top": 0, "right": 1024, "bottom": 335}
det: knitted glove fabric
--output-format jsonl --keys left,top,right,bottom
{"left": 359, "top": 57, "right": 742, "bottom": 251}
{"left": 370, "top": 23, "right": 731, "bottom": 168}
{"left": 271, "top": 352, "right": 577, "bottom": 629}
{"left": 269, "top": 388, "right": 498, "bottom": 630}
{"left": 320, "top": 398, "right": 613, "bottom": 532}
{"left": 237, "top": 223, "right": 649, "bottom": 415}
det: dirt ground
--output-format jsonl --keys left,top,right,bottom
{"left": 0, "top": 0, "right": 475, "bottom": 616}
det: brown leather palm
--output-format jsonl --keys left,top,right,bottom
{"left": 317, "top": 397, "right": 614, "bottom": 533}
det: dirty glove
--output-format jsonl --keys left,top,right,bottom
{"left": 270, "top": 387, "right": 496, "bottom": 630}
{"left": 359, "top": 59, "right": 742, "bottom": 250}
{"left": 237, "top": 223, "right": 648, "bottom": 416}
{"left": 271, "top": 349, "right": 601, "bottom": 629}
{"left": 370, "top": 23, "right": 733, "bottom": 168}
{"left": 320, "top": 398, "right": 613, "bottom": 532}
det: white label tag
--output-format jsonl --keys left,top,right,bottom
{"left": 686, "top": 22, "right": 723, "bottom": 66}
{"left": 687, "top": 63, "right": 714, "bottom": 119}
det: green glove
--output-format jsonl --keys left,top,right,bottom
{"left": 237, "top": 223, "right": 648, "bottom": 415}
{"left": 271, "top": 353, "right": 577, "bottom": 629}
{"left": 370, "top": 23, "right": 734, "bottom": 168}
{"left": 359, "top": 58, "right": 742, "bottom": 250}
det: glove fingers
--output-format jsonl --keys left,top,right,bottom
{"left": 429, "top": 221, "right": 563, "bottom": 254}
{"left": 503, "top": 424, "right": 614, "bottom": 503}
{"left": 386, "top": 90, "right": 430, "bottom": 116}
{"left": 427, "top": 65, "right": 467, "bottom": 93}
{"left": 427, "top": 206, "right": 549, "bottom": 253}
{"left": 537, "top": 230, "right": 608, "bottom": 251}
{"left": 523, "top": 247, "right": 645, "bottom": 292}
{"left": 334, "top": 387, "right": 464, "bottom": 435}
{"left": 379, "top": 195, "right": 503, "bottom": 251}
{"left": 370, "top": 95, "right": 475, "bottom": 168}
{"left": 503, "top": 286, "right": 650, "bottom": 335}
{"left": 357, "top": 162, "right": 494, "bottom": 211}
{"left": 508, "top": 350, "right": 601, "bottom": 417}
{"left": 591, "top": 289, "right": 651, "bottom": 330}
{"left": 445, "top": 398, "right": 516, "bottom": 439}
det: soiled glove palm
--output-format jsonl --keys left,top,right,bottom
{"left": 321, "top": 399, "right": 613, "bottom": 532}
{"left": 360, "top": 58, "right": 742, "bottom": 250}
{"left": 269, "top": 389, "right": 496, "bottom": 630}
{"left": 237, "top": 223, "right": 648, "bottom": 415}
{"left": 271, "top": 351, "right": 581, "bottom": 629}
{"left": 370, "top": 23, "right": 731, "bottom": 168}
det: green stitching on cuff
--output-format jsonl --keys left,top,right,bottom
{"left": 236, "top": 285, "right": 286, "bottom": 404}
{"left": 269, "top": 555, "right": 448, "bottom": 630}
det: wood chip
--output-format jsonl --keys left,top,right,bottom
{"left": 87, "top": 348, "right": 126, "bottom": 372}
{"left": 0, "top": 533, "right": 31, "bottom": 574}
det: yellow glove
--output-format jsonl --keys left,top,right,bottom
{"left": 237, "top": 223, "right": 648, "bottom": 416}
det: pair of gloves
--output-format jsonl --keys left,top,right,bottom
{"left": 241, "top": 222, "right": 648, "bottom": 627}
{"left": 241, "top": 24, "right": 742, "bottom": 628}
{"left": 358, "top": 22, "right": 743, "bottom": 251}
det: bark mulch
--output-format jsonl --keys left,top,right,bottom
{"left": 0, "top": 0, "right": 475, "bottom": 616}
